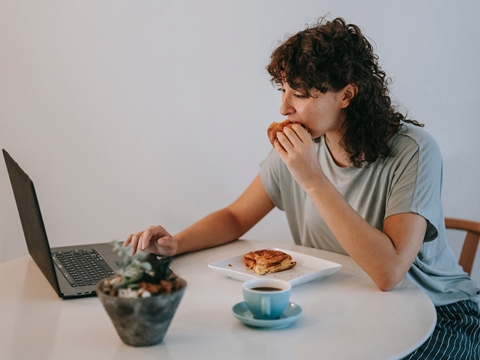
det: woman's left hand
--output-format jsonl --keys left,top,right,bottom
{"left": 274, "top": 123, "right": 324, "bottom": 191}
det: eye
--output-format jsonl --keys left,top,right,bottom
{"left": 294, "top": 93, "right": 307, "bottom": 99}
{"left": 277, "top": 88, "right": 285, "bottom": 93}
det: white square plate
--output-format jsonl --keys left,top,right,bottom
{"left": 207, "top": 248, "right": 342, "bottom": 287}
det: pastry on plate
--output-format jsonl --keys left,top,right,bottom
{"left": 243, "top": 249, "right": 296, "bottom": 275}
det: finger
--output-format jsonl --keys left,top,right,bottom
{"left": 123, "top": 234, "right": 133, "bottom": 247}
{"left": 139, "top": 228, "right": 154, "bottom": 252}
{"left": 273, "top": 138, "right": 288, "bottom": 156}
{"left": 276, "top": 131, "right": 294, "bottom": 152}
{"left": 282, "top": 126, "right": 304, "bottom": 146}
{"left": 124, "top": 234, "right": 138, "bottom": 250}
{"left": 155, "top": 237, "right": 178, "bottom": 257}
{"left": 128, "top": 233, "right": 141, "bottom": 254}
{"left": 291, "top": 124, "right": 313, "bottom": 143}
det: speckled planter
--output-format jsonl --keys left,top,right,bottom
{"left": 96, "top": 278, "right": 186, "bottom": 347}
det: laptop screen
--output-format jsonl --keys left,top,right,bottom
{"left": 3, "top": 149, "right": 61, "bottom": 296}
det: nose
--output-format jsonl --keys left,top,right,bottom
{"left": 280, "top": 94, "right": 294, "bottom": 117}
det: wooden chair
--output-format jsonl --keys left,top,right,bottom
{"left": 445, "top": 217, "right": 480, "bottom": 276}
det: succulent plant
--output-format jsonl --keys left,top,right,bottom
{"left": 100, "top": 241, "right": 180, "bottom": 298}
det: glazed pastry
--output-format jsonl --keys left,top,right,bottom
{"left": 243, "top": 249, "right": 296, "bottom": 275}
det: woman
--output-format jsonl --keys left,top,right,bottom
{"left": 125, "top": 17, "right": 479, "bottom": 359}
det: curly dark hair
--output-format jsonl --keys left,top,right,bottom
{"left": 267, "top": 17, "right": 423, "bottom": 167}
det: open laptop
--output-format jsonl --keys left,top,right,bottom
{"left": 2, "top": 149, "right": 126, "bottom": 299}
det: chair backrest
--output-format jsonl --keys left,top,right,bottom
{"left": 445, "top": 217, "right": 480, "bottom": 276}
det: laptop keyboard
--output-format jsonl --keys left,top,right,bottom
{"left": 52, "top": 249, "right": 116, "bottom": 287}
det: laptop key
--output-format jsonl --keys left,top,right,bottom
{"left": 53, "top": 249, "right": 115, "bottom": 287}
{"left": 89, "top": 250, "right": 115, "bottom": 275}
{"left": 52, "top": 255, "right": 78, "bottom": 287}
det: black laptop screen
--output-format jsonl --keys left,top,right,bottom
{"left": 3, "top": 149, "right": 61, "bottom": 296}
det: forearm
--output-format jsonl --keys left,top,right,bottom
{"left": 305, "top": 176, "right": 423, "bottom": 290}
{"left": 174, "top": 208, "right": 246, "bottom": 255}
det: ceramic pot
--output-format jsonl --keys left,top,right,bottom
{"left": 96, "top": 278, "right": 186, "bottom": 347}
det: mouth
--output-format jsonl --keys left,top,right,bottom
{"left": 282, "top": 119, "right": 314, "bottom": 137}
{"left": 286, "top": 119, "right": 307, "bottom": 129}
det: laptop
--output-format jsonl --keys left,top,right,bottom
{"left": 2, "top": 149, "right": 127, "bottom": 299}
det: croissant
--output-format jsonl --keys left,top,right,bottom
{"left": 243, "top": 249, "right": 296, "bottom": 275}
{"left": 267, "top": 120, "right": 310, "bottom": 148}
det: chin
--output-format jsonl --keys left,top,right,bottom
{"left": 309, "top": 130, "right": 322, "bottom": 139}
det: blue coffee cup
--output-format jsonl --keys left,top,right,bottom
{"left": 242, "top": 279, "right": 291, "bottom": 319}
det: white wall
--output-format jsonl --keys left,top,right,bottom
{"left": 1, "top": 0, "right": 479, "bottom": 283}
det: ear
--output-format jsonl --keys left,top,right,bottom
{"left": 340, "top": 84, "right": 358, "bottom": 109}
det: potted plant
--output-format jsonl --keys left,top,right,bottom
{"left": 96, "top": 241, "right": 186, "bottom": 347}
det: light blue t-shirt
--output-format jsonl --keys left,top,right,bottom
{"left": 260, "top": 123, "right": 479, "bottom": 306}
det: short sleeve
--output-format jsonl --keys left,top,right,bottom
{"left": 385, "top": 129, "right": 444, "bottom": 242}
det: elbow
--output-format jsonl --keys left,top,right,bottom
{"left": 376, "top": 282, "right": 397, "bottom": 292}
{"left": 373, "top": 271, "right": 405, "bottom": 292}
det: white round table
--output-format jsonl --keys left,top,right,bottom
{"left": 0, "top": 240, "right": 436, "bottom": 360}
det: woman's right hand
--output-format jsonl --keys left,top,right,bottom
{"left": 123, "top": 225, "right": 178, "bottom": 257}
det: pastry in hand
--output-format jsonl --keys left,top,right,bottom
{"left": 267, "top": 120, "right": 311, "bottom": 148}
{"left": 243, "top": 249, "right": 297, "bottom": 275}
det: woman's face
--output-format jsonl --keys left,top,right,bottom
{"left": 279, "top": 82, "right": 349, "bottom": 139}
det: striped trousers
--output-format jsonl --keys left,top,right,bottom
{"left": 403, "top": 300, "right": 480, "bottom": 360}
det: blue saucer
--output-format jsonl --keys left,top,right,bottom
{"left": 232, "top": 301, "right": 302, "bottom": 329}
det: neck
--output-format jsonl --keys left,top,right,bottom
{"left": 324, "top": 135, "right": 351, "bottom": 167}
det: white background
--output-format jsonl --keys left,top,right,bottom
{"left": 1, "top": 0, "right": 479, "bottom": 284}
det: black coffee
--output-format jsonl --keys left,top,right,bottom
{"left": 251, "top": 287, "right": 282, "bottom": 291}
